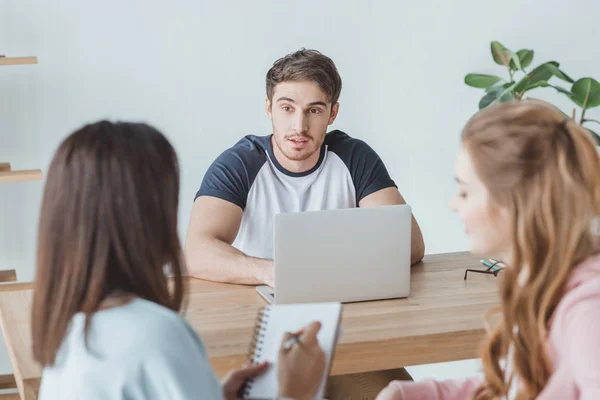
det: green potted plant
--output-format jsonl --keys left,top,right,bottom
{"left": 464, "top": 41, "right": 600, "bottom": 144}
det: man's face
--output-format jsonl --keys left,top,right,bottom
{"left": 266, "top": 81, "right": 339, "bottom": 163}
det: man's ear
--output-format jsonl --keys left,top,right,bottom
{"left": 328, "top": 102, "right": 340, "bottom": 125}
{"left": 265, "top": 97, "right": 273, "bottom": 120}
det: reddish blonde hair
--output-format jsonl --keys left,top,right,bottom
{"left": 462, "top": 100, "right": 600, "bottom": 399}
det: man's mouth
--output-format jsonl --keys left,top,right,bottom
{"left": 288, "top": 137, "right": 309, "bottom": 143}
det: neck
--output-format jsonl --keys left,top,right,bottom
{"left": 98, "top": 291, "right": 136, "bottom": 310}
{"left": 271, "top": 136, "right": 321, "bottom": 174}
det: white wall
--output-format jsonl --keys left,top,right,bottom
{"left": 2, "top": 0, "right": 599, "bottom": 379}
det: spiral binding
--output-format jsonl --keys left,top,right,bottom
{"left": 238, "top": 305, "right": 271, "bottom": 398}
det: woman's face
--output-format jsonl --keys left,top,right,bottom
{"left": 449, "top": 147, "right": 512, "bottom": 261}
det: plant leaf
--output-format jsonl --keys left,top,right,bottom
{"left": 491, "top": 41, "right": 512, "bottom": 66}
{"left": 528, "top": 62, "right": 559, "bottom": 85}
{"left": 498, "top": 82, "right": 516, "bottom": 99}
{"left": 514, "top": 76, "right": 532, "bottom": 93}
{"left": 544, "top": 64, "right": 575, "bottom": 83}
{"left": 549, "top": 85, "right": 574, "bottom": 97}
{"left": 517, "top": 80, "right": 575, "bottom": 102}
{"left": 479, "top": 92, "right": 497, "bottom": 109}
{"left": 517, "top": 80, "right": 552, "bottom": 99}
{"left": 571, "top": 78, "right": 600, "bottom": 109}
{"left": 499, "top": 91, "right": 514, "bottom": 102}
{"left": 485, "top": 81, "right": 513, "bottom": 94}
{"left": 509, "top": 52, "right": 522, "bottom": 72}
{"left": 465, "top": 74, "right": 504, "bottom": 88}
{"left": 527, "top": 81, "right": 551, "bottom": 90}
{"left": 584, "top": 118, "right": 600, "bottom": 125}
{"left": 479, "top": 83, "right": 516, "bottom": 109}
{"left": 513, "top": 49, "right": 534, "bottom": 69}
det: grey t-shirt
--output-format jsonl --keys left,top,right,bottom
{"left": 38, "top": 298, "right": 222, "bottom": 400}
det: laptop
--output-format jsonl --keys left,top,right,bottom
{"left": 256, "top": 204, "right": 412, "bottom": 304}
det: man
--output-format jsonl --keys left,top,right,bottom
{"left": 185, "top": 48, "right": 425, "bottom": 400}
{"left": 185, "top": 49, "right": 425, "bottom": 288}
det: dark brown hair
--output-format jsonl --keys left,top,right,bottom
{"left": 463, "top": 100, "right": 600, "bottom": 399}
{"left": 31, "top": 121, "right": 186, "bottom": 367}
{"left": 266, "top": 48, "right": 342, "bottom": 106}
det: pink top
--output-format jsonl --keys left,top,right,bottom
{"left": 376, "top": 254, "right": 600, "bottom": 400}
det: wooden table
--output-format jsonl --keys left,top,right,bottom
{"left": 0, "top": 252, "right": 498, "bottom": 399}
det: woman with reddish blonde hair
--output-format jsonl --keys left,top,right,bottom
{"left": 378, "top": 100, "right": 600, "bottom": 399}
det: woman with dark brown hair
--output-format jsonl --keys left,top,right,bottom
{"left": 32, "top": 121, "right": 325, "bottom": 400}
{"left": 377, "top": 100, "right": 600, "bottom": 400}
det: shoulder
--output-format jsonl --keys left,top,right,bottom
{"left": 43, "top": 300, "right": 219, "bottom": 399}
{"left": 127, "top": 299, "right": 203, "bottom": 348}
{"left": 202, "top": 135, "right": 270, "bottom": 183}
{"left": 118, "top": 301, "right": 222, "bottom": 398}
{"left": 559, "top": 254, "right": 600, "bottom": 313}
{"left": 211, "top": 134, "right": 270, "bottom": 171}
{"left": 94, "top": 299, "right": 206, "bottom": 358}
{"left": 325, "top": 130, "right": 385, "bottom": 167}
{"left": 325, "top": 130, "right": 376, "bottom": 154}
{"left": 324, "top": 130, "right": 396, "bottom": 200}
{"left": 197, "top": 135, "right": 271, "bottom": 207}
{"left": 553, "top": 257, "right": 600, "bottom": 340}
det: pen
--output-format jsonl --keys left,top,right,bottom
{"left": 282, "top": 334, "right": 301, "bottom": 350}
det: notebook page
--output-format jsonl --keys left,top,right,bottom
{"left": 245, "top": 302, "right": 342, "bottom": 400}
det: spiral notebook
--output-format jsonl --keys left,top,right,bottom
{"left": 240, "top": 302, "right": 343, "bottom": 400}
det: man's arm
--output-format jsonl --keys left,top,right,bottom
{"left": 359, "top": 187, "right": 425, "bottom": 265}
{"left": 184, "top": 196, "right": 274, "bottom": 286}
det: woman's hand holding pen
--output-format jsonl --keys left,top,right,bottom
{"left": 278, "top": 321, "right": 326, "bottom": 400}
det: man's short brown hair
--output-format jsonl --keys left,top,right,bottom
{"left": 266, "top": 48, "right": 342, "bottom": 106}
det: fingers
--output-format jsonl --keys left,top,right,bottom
{"left": 299, "top": 321, "right": 322, "bottom": 346}
{"left": 280, "top": 331, "right": 294, "bottom": 344}
{"left": 240, "top": 361, "right": 269, "bottom": 378}
{"left": 233, "top": 360, "right": 270, "bottom": 379}
{"left": 280, "top": 328, "right": 304, "bottom": 351}
{"left": 245, "top": 360, "right": 270, "bottom": 376}
{"left": 317, "top": 347, "right": 326, "bottom": 367}
{"left": 279, "top": 321, "right": 321, "bottom": 354}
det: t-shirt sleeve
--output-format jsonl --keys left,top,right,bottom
{"left": 124, "top": 319, "right": 223, "bottom": 400}
{"left": 328, "top": 131, "right": 397, "bottom": 203}
{"left": 195, "top": 137, "right": 267, "bottom": 210}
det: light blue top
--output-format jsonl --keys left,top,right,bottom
{"left": 38, "top": 298, "right": 223, "bottom": 400}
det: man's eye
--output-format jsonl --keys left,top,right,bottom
{"left": 310, "top": 108, "right": 321, "bottom": 114}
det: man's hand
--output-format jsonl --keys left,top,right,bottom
{"left": 359, "top": 187, "right": 425, "bottom": 265}
{"left": 260, "top": 261, "right": 275, "bottom": 287}
{"left": 185, "top": 197, "right": 275, "bottom": 285}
